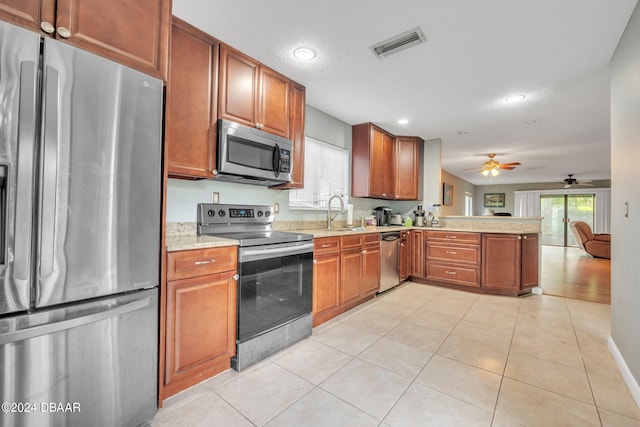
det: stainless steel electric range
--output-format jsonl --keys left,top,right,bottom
{"left": 197, "top": 203, "right": 314, "bottom": 371}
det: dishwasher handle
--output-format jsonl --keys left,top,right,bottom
{"left": 381, "top": 232, "right": 401, "bottom": 241}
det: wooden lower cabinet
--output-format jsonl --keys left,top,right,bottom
{"left": 425, "top": 231, "right": 481, "bottom": 290}
{"left": 411, "top": 230, "right": 425, "bottom": 278}
{"left": 313, "top": 234, "right": 380, "bottom": 326}
{"left": 399, "top": 231, "right": 409, "bottom": 281}
{"left": 481, "top": 233, "right": 539, "bottom": 295}
{"left": 163, "top": 246, "right": 237, "bottom": 399}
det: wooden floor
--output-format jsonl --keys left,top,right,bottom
{"left": 540, "top": 245, "right": 611, "bottom": 304}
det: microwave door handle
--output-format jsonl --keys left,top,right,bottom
{"left": 272, "top": 143, "right": 281, "bottom": 178}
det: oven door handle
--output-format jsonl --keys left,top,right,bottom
{"left": 239, "top": 242, "right": 313, "bottom": 262}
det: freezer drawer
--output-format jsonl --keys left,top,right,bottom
{"left": 0, "top": 288, "right": 158, "bottom": 427}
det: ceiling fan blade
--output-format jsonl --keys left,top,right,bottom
{"left": 578, "top": 179, "right": 593, "bottom": 183}
{"left": 499, "top": 165, "right": 516, "bottom": 170}
{"left": 564, "top": 184, "right": 572, "bottom": 188}
{"left": 501, "top": 162, "right": 522, "bottom": 166}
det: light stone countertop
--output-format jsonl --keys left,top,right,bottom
{"left": 165, "top": 234, "right": 238, "bottom": 252}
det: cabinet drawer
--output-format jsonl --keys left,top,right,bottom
{"left": 426, "top": 243, "right": 480, "bottom": 265}
{"left": 363, "top": 233, "right": 380, "bottom": 247}
{"left": 314, "top": 237, "right": 340, "bottom": 255}
{"left": 426, "top": 263, "right": 480, "bottom": 288}
{"left": 341, "top": 234, "right": 364, "bottom": 250}
{"left": 426, "top": 231, "right": 481, "bottom": 244}
{"left": 167, "top": 247, "right": 238, "bottom": 281}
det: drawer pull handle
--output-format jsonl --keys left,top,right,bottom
{"left": 445, "top": 271, "right": 457, "bottom": 275}
{"left": 194, "top": 259, "right": 216, "bottom": 265}
{"left": 446, "top": 235, "right": 457, "bottom": 239}
{"left": 445, "top": 251, "right": 457, "bottom": 254}
{"left": 321, "top": 244, "right": 332, "bottom": 248}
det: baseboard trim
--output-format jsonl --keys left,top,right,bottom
{"left": 608, "top": 336, "right": 640, "bottom": 408}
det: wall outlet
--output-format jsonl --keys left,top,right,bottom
{"left": 212, "top": 192, "right": 219, "bottom": 204}
{"left": 274, "top": 203, "right": 279, "bottom": 214}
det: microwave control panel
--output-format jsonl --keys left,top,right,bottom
{"left": 280, "top": 149, "right": 291, "bottom": 172}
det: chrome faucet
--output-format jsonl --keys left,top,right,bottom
{"left": 327, "top": 194, "right": 345, "bottom": 229}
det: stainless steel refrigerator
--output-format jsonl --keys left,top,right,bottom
{"left": 0, "top": 21, "right": 162, "bottom": 427}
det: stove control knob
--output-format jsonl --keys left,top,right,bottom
{"left": 265, "top": 211, "right": 271, "bottom": 217}
{"left": 218, "top": 210, "right": 226, "bottom": 217}
{"left": 257, "top": 211, "right": 263, "bottom": 217}
{"left": 207, "top": 209, "right": 215, "bottom": 217}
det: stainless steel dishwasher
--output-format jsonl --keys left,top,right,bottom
{"left": 380, "top": 231, "right": 401, "bottom": 292}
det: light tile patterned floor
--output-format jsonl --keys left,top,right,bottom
{"left": 150, "top": 282, "right": 640, "bottom": 427}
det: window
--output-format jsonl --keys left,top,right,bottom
{"left": 289, "top": 136, "right": 349, "bottom": 210}
{"left": 465, "top": 192, "right": 473, "bottom": 216}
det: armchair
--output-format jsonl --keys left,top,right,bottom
{"left": 569, "top": 221, "right": 611, "bottom": 259}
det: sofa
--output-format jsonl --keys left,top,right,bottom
{"left": 569, "top": 221, "right": 611, "bottom": 259}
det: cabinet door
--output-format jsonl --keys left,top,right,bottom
{"left": 0, "top": 0, "right": 51, "bottom": 31}
{"left": 394, "top": 137, "right": 420, "bottom": 200}
{"left": 258, "top": 66, "right": 290, "bottom": 137}
{"left": 218, "top": 44, "right": 259, "bottom": 128}
{"left": 369, "top": 127, "right": 395, "bottom": 198}
{"left": 341, "top": 249, "right": 363, "bottom": 307}
{"left": 411, "top": 230, "right": 425, "bottom": 278}
{"left": 363, "top": 245, "right": 381, "bottom": 296}
{"left": 272, "top": 81, "right": 305, "bottom": 189}
{"left": 521, "top": 233, "right": 539, "bottom": 289}
{"left": 166, "top": 18, "right": 218, "bottom": 179}
{"left": 312, "top": 252, "right": 340, "bottom": 326}
{"left": 165, "top": 272, "right": 236, "bottom": 397}
{"left": 54, "top": 0, "right": 170, "bottom": 79}
{"left": 481, "top": 234, "right": 520, "bottom": 290}
{"left": 399, "top": 235, "right": 408, "bottom": 281}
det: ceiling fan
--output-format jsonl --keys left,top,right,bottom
{"left": 563, "top": 174, "right": 593, "bottom": 188}
{"left": 468, "top": 153, "right": 522, "bottom": 176}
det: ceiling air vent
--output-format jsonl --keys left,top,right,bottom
{"left": 370, "top": 27, "right": 427, "bottom": 59}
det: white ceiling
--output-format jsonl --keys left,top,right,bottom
{"left": 173, "top": 0, "right": 638, "bottom": 185}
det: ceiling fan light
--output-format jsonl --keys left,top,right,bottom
{"left": 491, "top": 168, "right": 499, "bottom": 176}
{"left": 482, "top": 169, "right": 490, "bottom": 176}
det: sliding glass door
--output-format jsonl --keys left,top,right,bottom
{"left": 540, "top": 194, "right": 595, "bottom": 246}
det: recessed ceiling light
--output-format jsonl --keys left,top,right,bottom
{"left": 505, "top": 94, "right": 526, "bottom": 103}
{"left": 293, "top": 47, "right": 315, "bottom": 60}
{"left": 457, "top": 131, "right": 469, "bottom": 135}
{"left": 525, "top": 120, "right": 537, "bottom": 125}
{"left": 398, "top": 118, "right": 409, "bottom": 125}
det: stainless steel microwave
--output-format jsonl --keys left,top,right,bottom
{"left": 215, "top": 119, "right": 293, "bottom": 186}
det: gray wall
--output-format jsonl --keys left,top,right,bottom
{"left": 473, "top": 180, "right": 611, "bottom": 216}
{"left": 440, "top": 170, "right": 475, "bottom": 216}
{"left": 610, "top": 1, "right": 640, "bottom": 397}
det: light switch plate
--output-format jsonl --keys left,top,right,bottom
{"left": 212, "top": 192, "right": 219, "bottom": 204}
{"left": 274, "top": 203, "right": 279, "bottom": 214}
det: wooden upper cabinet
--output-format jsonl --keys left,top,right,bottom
{"left": 394, "top": 136, "right": 422, "bottom": 200}
{"left": 259, "top": 66, "right": 290, "bottom": 136}
{"left": 352, "top": 123, "right": 422, "bottom": 200}
{"left": 0, "top": 0, "right": 171, "bottom": 79}
{"left": 218, "top": 44, "right": 290, "bottom": 138}
{"left": 218, "top": 45, "right": 259, "bottom": 127}
{"left": 0, "top": 0, "right": 49, "bottom": 30}
{"left": 272, "top": 81, "right": 306, "bottom": 189}
{"left": 352, "top": 123, "right": 395, "bottom": 199}
{"left": 166, "top": 18, "right": 218, "bottom": 179}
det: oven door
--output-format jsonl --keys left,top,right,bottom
{"left": 237, "top": 241, "right": 313, "bottom": 342}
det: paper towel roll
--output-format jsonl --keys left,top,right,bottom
{"left": 346, "top": 204, "right": 354, "bottom": 226}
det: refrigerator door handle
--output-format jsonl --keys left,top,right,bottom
{"left": 0, "top": 296, "right": 152, "bottom": 345}
{"left": 39, "top": 65, "right": 60, "bottom": 277}
{"left": 13, "top": 61, "right": 38, "bottom": 281}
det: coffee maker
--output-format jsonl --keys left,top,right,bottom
{"left": 373, "top": 206, "right": 392, "bottom": 226}
{"left": 414, "top": 205, "right": 426, "bottom": 226}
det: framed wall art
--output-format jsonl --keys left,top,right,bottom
{"left": 484, "top": 193, "right": 505, "bottom": 208}
{"left": 443, "top": 182, "right": 454, "bottom": 206}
